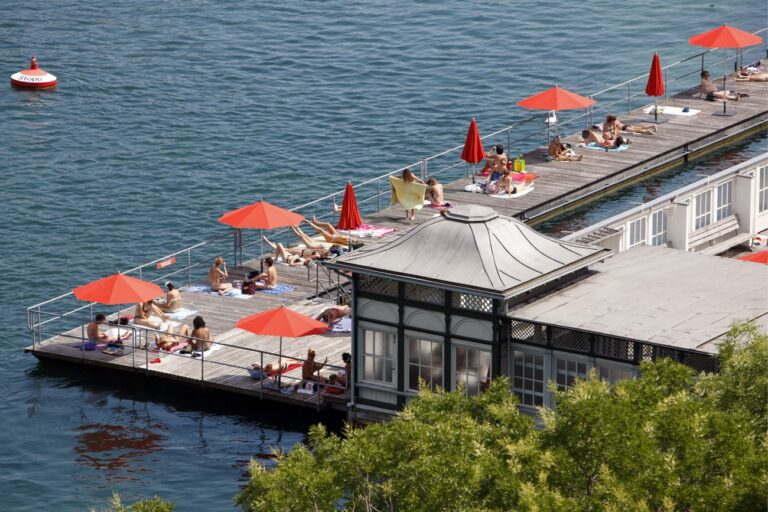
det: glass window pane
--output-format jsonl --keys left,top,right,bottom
{"left": 408, "top": 337, "right": 418, "bottom": 362}
{"left": 409, "top": 365, "right": 419, "bottom": 390}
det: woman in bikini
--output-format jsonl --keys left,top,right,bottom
{"left": 208, "top": 256, "right": 233, "bottom": 294}
{"left": 604, "top": 114, "right": 655, "bottom": 137}
{"left": 262, "top": 235, "right": 331, "bottom": 265}
{"left": 316, "top": 304, "right": 352, "bottom": 326}
{"left": 155, "top": 323, "right": 191, "bottom": 351}
{"left": 157, "top": 281, "right": 181, "bottom": 313}
{"left": 134, "top": 299, "right": 168, "bottom": 329}
{"left": 188, "top": 315, "right": 212, "bottom": 352}
{"left": 295, "top": 220, "right": 360, "bottom": 247}
{"left": 736, "top": 68, "right": 768, "bottom": 82}
{"left": 497, "top": 169, "right": 517, "bottom": 195}
{"left": 401, "top": 168, "right": 425, "bottom": 222}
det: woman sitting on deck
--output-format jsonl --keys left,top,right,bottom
{"left": 699, "top": 70, "right": 739, "bottom": 101}
{"left": 497, "top": 169, "right": 517, "bottom": 195}
{"left": 251, "top": 257, "right": 278, "bottom": 289}
{"left": 548, "top": 135, "right": 582, "bottom": 161}
{"left": 302, "top": 348, "right": 329, "bottom": 384}
{"left": 157, "top": 281, "right": 181, "bottom": 313}
{"left": 426, "top": 177, "right": 447, "bottom": 206}
{"left": 187, "top": 315, "right": 212, "bottom": 352}
{"left": 209, "top": 256, "right": 233, "bottom": 295}
{"left": 134, "top": 299, "right": 169, "bottom": 329}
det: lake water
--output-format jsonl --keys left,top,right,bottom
{"left": 0, "top": 1, "right": 765, "bottom": 509}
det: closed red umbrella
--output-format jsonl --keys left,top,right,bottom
{"left": 737, "top": 251, "right": 768, "bottom": 265}
{"left": 237, "top": 306, "right": 328, "bottom": 376}
{"left": 73, "top": 273, "right": 164, "bottom": 305}
{"left": 645, "top": 52, "right": 666, "bottom": 123}
{"left": 689, "top": 25, "right": 763, "bottom": 116}
{"left": 337, "top": 181, "right": 363, "bottom": 231}
{"left": 460, "top": 118, "right": 485, "bottom": 165}
{"left": 517, "top": 86, "right": 596, "bottom": 141}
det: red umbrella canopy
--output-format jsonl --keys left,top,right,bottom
{"left": 337, "top": 182, "right": 363, "bottom": 230}
{"left": 645, "top": 52, "right": 665, "bottom": 97}
{"left": 236, "top": 306, "right": 328, "bottom": 337}
{"left": 737, "top": 251, "right": 768, "bottom": 265}
{"left": 73, "top": 274, "right": 164, "bottom": 305}
{"left": 517, "top": 85, "right": 596, "bottom": 111}
{"left": 688, "top": 24, "right": 763, "bottom": 49}
{"left": 460, "top": 118, "right": 485, "bottom": 165}
{"left": 218, "top": 200, "right": 304, "bottom": 229}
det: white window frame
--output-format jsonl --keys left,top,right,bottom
{"left": 693, "top": 190, "right": 712, "bottom": 231}
{"left": 553, "top": 352, "right": 591, "bottom": 392}
{"left": 715, "top": 180, "right": 733, "bottom": 221}
{"left": 451, "top": 339, "right": 492, "bottom": 397}
{"left": 628, "top": 217, "right": 647, "bottom": 248}
{"left": 511, "top": 346, "right": 548, "bottom": 409}
{"left": 359, "top": 324, "right": 397, "bottom": 388}
{"left": 651, "top": 209, "right": 668, "bottom": 246}
{"left": 594, "top": 360, "right": 637, "bottom": 384}
{"left": 759, "top": 165, "right": 768, "bottom": 213}
{"left": 405, "top": 333, "right": 444, "bottom": 393}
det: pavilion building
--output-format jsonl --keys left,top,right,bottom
{"left": 326, "top": 205, "right": 767, "bottom": 417}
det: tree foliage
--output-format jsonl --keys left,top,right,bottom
{"left": 235, "top": 323, "right": 767, "bottom": 512}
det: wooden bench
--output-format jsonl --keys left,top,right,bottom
{"left": 688, "top": 214, "right": 748, "bottom": 253}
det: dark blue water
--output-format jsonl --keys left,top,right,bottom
{"left": 1, "top": 1, "right": 765, "bottom": 509}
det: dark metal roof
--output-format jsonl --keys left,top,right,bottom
{"left": 327, "top": 205, "right": 611, "bottom": 298}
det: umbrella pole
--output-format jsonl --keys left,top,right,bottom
{"left": 654, "top": 99, "right": 658, "bottom": 122}
{"left": 278, "top": 336, "right": 282, "bottom": 387}
{"left": 712, "top": 48, "right": 734, "bottom": 116}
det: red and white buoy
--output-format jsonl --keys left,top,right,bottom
{"left": 10, "top": 56, "right": 57, "bottom": 89}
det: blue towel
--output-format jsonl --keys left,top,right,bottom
{"left": 585, "top": 142, "right": 630, "bottom": 152}
{"left": 257, "top": 284, "right": 295, "bottom": 295}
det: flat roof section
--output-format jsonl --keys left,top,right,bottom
{"left": 508, "top": 246, "right": 768, "bottom": 354}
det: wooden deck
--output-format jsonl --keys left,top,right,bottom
{"left": 27, "top": 66, "right": 768, "bottom": 414}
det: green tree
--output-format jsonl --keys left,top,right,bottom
{"left": 90, "top": 492, "right": 174, "bottom": 512}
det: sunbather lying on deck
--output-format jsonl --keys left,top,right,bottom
{"left": 316, "top": 305, "right": 352, "bottom": 326}
{"left": 262, "top": 235, "right": 331, "bottom": 265}
{"left": 582, "top": 128, "right": 628, "bottom": 148}
{"left": 548, "top": 136, "right": 582, "bottom": 162}
{"left": 736, "top": 68, "right": 768, "bottom": 81}
{"left": 604, "top": 114, "right": 655, "bottom": 137}
{"left": 250, "top": 358, "right": 302, "bottom": 378}
{"left": 293, "top": 220, "right": 360, "bottom": 247}
{"left": 155, "top": 323, "right": 191, "bottom": 351}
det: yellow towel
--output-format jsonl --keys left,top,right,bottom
{"left": 390, "top": 176, "right": 427, "bottom": 210}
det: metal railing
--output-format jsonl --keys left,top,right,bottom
{"left": 26, "top": 29, "right": 767, "bottom": 348}
{"left": 28, "top": 313, "right": 348, "bottom": 410}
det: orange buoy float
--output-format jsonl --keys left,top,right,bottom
{"left": 11, "top": 56, "right": 57, "bottom": 89}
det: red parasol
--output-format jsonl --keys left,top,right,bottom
{"left": 517, "top": 86, "right": 595, "bottom": 141}
{"left": 237, "top": 306, "right": 328, "bottom": 376}
{"left": 73, "top": 273, "right": 164, "bottom": 305}
{"left": 337, "top": 181, "right": 363, "bottom": 231}
{"left": 219, "top": 200, "right": 305, "bottom": 264}
{"left": 218, "top": 200, "right": 304, "bottom": 229}
{"left": 645, "top": 53, "right": 666, "bottom": 123}
{"left": 460, "top": 118, "right": 485, "bottom": 165}
{"left": 689, "top": 25, "right": 763, "bottom": 116}
{"left": 737, "top": 251, "right": 768, "bottom": 265}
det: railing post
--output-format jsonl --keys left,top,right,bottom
{"left": 376, "top": 178, "right": 381, "bottom": 212}
{"left": 145, "top": 329, "right": 149, "bottom": 371}
{"left": 420, "top": 160, "right": 427, "bottom": 181}
{"left": 201, "top": 344, "right": 205, "bottom": 384}
{"left": 701, "top": 53, "right": 704, "bottom": 74}
{"left": 507, "top": 128, "right": 511, "bottom": 156}
{"left": 187, "top": 249, "right": 192, "bottom": 287}
{"left": 259, "top": 351, "right": 264, "bottom": 400}
{"left": 233, "top": 230, "right": 240, "bottom": 268}
{"left": 663, "top": 69, "right": 668, "bottom": 100}
{"left": 627, "top": 83, "right": 631, "bottom": 114}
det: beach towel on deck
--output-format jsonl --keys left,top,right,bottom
{"left": 256, "top": 284, "right": 295, "bottom": 295}
{"left": 389, "top": 176, "right": 427, "bottom": 211}
{"left": 642, "top": 105, "right": 700, "bottom": 116}
{"left": 331, "top": 316, "right": 352, "bottom": 332}
{"left": 165, "top": 308, "right": 197, "bottom": 321}
{"left": 584, "top": 142, "right": 630, "bottom": 152}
